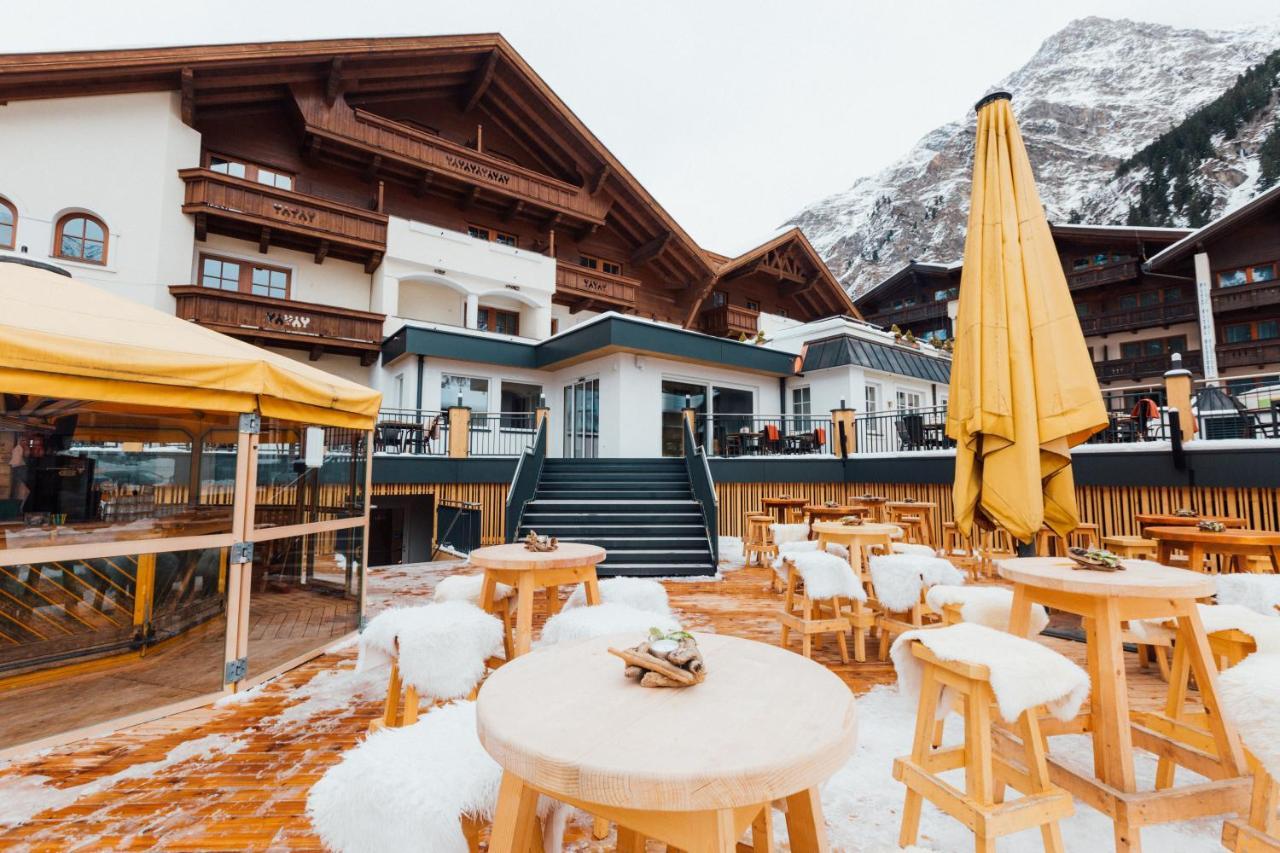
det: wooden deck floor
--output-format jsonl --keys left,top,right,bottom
{"left": 0, "top": 561, "right": 1176, "bottom": 851}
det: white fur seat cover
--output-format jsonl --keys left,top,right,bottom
{"left": 924, "top": 585, "right": 1050, "bottom": 635}
{"left": 357, "top": 605, "right": 433, "bottom": 672}
{"left": 394, "top": 602, "right": 504, "bottom": 700}
{"left": 563, "top": 577, "right": 670, "bottom": 615}
{"left": 892, "top": 543, "right": 936, "bottom": 557}
{"left": 771, "top": 540, "right": 848, "bottom": 581}
{"left": 433, "top": 574, "right": 512, "bottom": 605}
{"left": 1217, "top": 653, "right": 1280, "bottom": 778}
{"left": 1215, "top": 573, "right": 1280, "bottom": 616}
{"left": 538, "top": 602, "right": 680, "bottom": 646}
{"left": 771, "top": 522, "right": 810, "bottom": 545}
{"left": 308, "top": 701, "right": 549, "bottom": 853}
{"left": 891, "top": 622, "right": 1090, "bottom": 723}
{"left": 1130, "top": 602, "right": 1280, "bottom": 654}
{"left": 782, "top": 551, "right": 866, "bottom": 602}
{"left": 869, "top": 554, "right": 965, "bottom": 612}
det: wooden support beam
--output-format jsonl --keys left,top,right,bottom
{"left": 459, "top": 185, "right": 479, "bottom": 211}
{"left": 258, "top": 226, "right": 271, "bottom": 254}
{"left": 501, "top": 199, "right": 525, "bottom": 222}
{"left": 461, "top": 50, "right": 499, "bottom": 113}
{"left": 360, "top": 350, "right": 379, "bottom": 367}
{"left": 414, "top": 171, "right": 434, "bottom": 197}
{"left": 179, "top": 67, "right": 195, "bottom": 127}
{"left": 543, "top": 211, "right": 563, "bottom": 231}
{"left": 325, "top": 57, "right": 346, "bottom": 106}
{"left": 576, "top": 222, "right": 599, "bottom": 240}
{"left": 364, "top": 154, "right": 383, "bottom": 182}
{"left": 193, "top": 212, "right": 207, "bottom": 242}
{"left": 631, "top": 231, "right": 672, "bottom": 267}
{"left": 588, "top": 163, "right": 612, "bottom": 196}
{"left": 309, "top": 344, "right": 324, "bottom": 362}
{"left": 314, "top": 240, "right": 330, "bottom": 265}
{"left": 364, "top": 251, "right": 384, "bottom": 275}
{"left": 302, "top": 134, "right": 322, "bottom": 164}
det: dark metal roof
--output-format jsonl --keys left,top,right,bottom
{"left": 801, "top": 335, "right": 951, "bottom": 383}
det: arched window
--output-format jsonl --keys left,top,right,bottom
{"left": 54, "top": 213, "right": 108, "bottom": 264}
{"left": 0, "top": 197, "right": 15, "bottom": 250}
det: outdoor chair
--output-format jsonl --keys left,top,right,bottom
{"left": 777, "top": 550, "right": 869, "bottom": 662}
{"left": 977, "top": 527, "right": 1016, "bottom": 579}
{"left": 433, "top": 573, "right": 516, "bottom": 661}
{"left": 1215, "top": 573, "right": 1280, "bottom": 615}
{"left": 926, "top": 584, "right": 1050, "bottom": 635}
{"left": 375, "top": 424, "right": 403, "bottom": 454}
{"left": 537, "top": 601, "right": 681, "bottom": 647}
{"left": 887, "top": 506, "right": 927, "bottom": 545}
{"left": 563, "top": 577, "right": 670, "bottom": 615}
{"left": 867, "top": 553, "right": 964, "bottom": 661}
{"left": 744, "top": 513, "right": 779, "bottom": 572}
{"left": 1102, "top": 534, "right": 1157, "bottom": 559}
{"left": 891, "top": 625, "right": 1081, "bottom": 853}
{"left": 761, "top": 423, "right": 783, "bottom": 454}
{"left": 356, "top": 601, "right": 504, "bottom": 732}
{"left": 1217, "top": 653, "right": 1280, "bottom": 851}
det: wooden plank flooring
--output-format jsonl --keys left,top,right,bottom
{"left": 0, "top": 561, "right": 1176, "bottom": 851}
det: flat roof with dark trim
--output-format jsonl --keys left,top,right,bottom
{"left": 801, "top": 334, "right": 951, "bottom": 383}
{"left": 382, "top": 315, "right": 799, "bottom": 375}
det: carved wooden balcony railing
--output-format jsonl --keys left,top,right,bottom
{"left": 699, "top": 303, "right": 760, "bottom": 339}
{"left": 293, "top": 88, "right": 610, "bottom": 227}
{"left": 1068, "top": 260, "right": 1139, "bottom": 291}
{"left": 1212, "top": 280, "right": 1280, "bottom": 314}
{"left": 170, "top": 286, "right": 385, "bottom": 364}
{"left": 180, "top": 169, "right": 388, "bottom": 272}
{"left": 864, "top": 300, "right": 948, "bottom": 328}
{"left": 553, "top": 262, "right": 640, "bottom": 313}
{"left": 1094, "top": 349, "right": 1202, "bottom": 382}
{"left": 1078, "top": 301, "right": 1198, "bottom": 336}
{"left": 1216, "top": 340, "right": 1280, "bottom": 370}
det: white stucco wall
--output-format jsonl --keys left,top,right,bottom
{"left": 0, "top": 91, "right": 200, "bottom": 310}
{"left": 195, "top": 233, "right": 373, "bottom": 313}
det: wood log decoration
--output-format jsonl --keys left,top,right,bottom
{"left": 1197, "top": 520, "right": 1226, "bottom": 532}
{"left": 1173, "top": 508, "right": 1197, "bottom": 518}
{"left": 609, "top": 629, "right": 706, "bottom": 688}
{"left": 522, "top": 530, "right": 558, "bottom": 552}
{"left": 838, "top": 515, "right": 864, "bottom": 526}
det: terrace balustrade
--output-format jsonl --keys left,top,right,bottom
{"left": 375, "top": 409, "right": 537, "bottom": 457}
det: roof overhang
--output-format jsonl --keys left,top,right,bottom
{"left": 1146, "top": 184, "right": 1280, "bottom": 271}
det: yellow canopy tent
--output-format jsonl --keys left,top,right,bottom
{"left": 947, "top": 92, "right": 1108, "bottom": 543}
{"left": 0, "top": 261, "right": 381, "bottom": 429}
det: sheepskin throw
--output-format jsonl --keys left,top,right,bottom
{"left": 394, "top": 602, "right": 504, "bottom": 700}
{"left": 784, "top": 551, "right": 866, "bottom": 602}
{"left": 771, "top": 522, "right": 810, "bottom": 545}
{"left": 892, "top": 543, "right": 937, "bottom": 557}
{"left": 357, "top": 606, "right": 434, "bottom": 672}
{"left": 1216, "top": 573, "right": 1280, "bottom": 616}
{"left": 891, "top": 622, "right": 1090, "bottom": 723}
{"left": 538, "top": 603, "right": 680, "bottom": 647}
{"left": 924, "top": 585, "right": 1050, "bottom": 636}
{"left": 1217, "top": 653, "right": 1280, "bottom": 779}
{"left": 308, "top": 701, "right": 559, "bottom": 853}
{"left": 563, "top": 577, "right": 670, "bottom": 615}
{"left": 869, "top": 554, "right": 965, "bottom": 613}
{"left": 433, "top": 574, "right": 512, "bottom": 605}
{"left": 1130, "top": 603, "right": 1280, "bottom": 654}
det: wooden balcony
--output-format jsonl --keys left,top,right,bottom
{"left": 1212, "top": 280, "right": 1280, "bottom": 314}
{"left": 865, "top": 300, "right": 948, "bottom": 328}
{"left": 1217, "top": 340, "right": 1280, "bottom": 370}
{"left": 1094, "top": 349, "right": 1202, "bottom": 382}
{"left": 553, "top": 262, "right": 640, "bottom": 313}
{"left": 170, "top": 286, "right": 385, "bottom": 364}
{"left": 179, "top": 169, "right": 388, "bottom": 272}
{"left": 293, "top": 89, "right": 610, "bottom": 228}
{"left": 699, "top": 303, "right": 760, "bottom": 339}
{"left": 1078, "top": 301, "right": 1197, "bottom": 336}
{"left": 1068, "top": 260, "right": 1138, "bottom": 291}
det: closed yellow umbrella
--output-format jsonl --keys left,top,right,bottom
{"left": 947, "top": 92, "right": 1108, "bottom": 543}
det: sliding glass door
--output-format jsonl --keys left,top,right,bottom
{"left": 563, "top": 378, "right": 600, "bottom": 458}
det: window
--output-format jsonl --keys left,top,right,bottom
{"left": 441, "top": 375, "right": 489, "bottom": 412}
{"left": 207, "top": 153, "right": 293, "bottom": 190}
{"left": 1075, "top": 302, "right": 1091, "bottom": 317}
{"left": 0, "top": 197, "right": 15, "bottom": 249}
{"left": 864, "top": 384, "right": 879, "bottom": 415}
{"left": 897, "top": 389, "right": 923, "bottom": 410}
{"left": 1224, "top": 324, "right": 1253, "bottom": 344}
{"left": 54, "top": 213, "right": 108, "bottom": 264}
{"left": 1121, "top": 335, "right": 1186, "bottom": 359}
{"left": 578, "top": 253, "right": 622, "bottom": 276}
{"left": 199, "top": 254, "right": 291, "bottom": 300}
{"left": 467, "top": 224, "right": 518, "bottom": 247}
{"left": 550, "top": 318, "right": 560, "bottom": 335}
{"left": 1139, "top": 290, "right": 1160, "bottom": 307}
{"left": 777, "top": 308, "right": 788, "bottom": 318}
{"left": 1262, "top": 320, "right": 1280, "bottom": 340}
{"left": 1117, "top": 294, "right": 1139, "bottom": 310}
{"left": 477, "top": 306, "right": 520, "bottom": 336}
{"left": 392, "top": 373, "right": 405, "bottom": 410}
{"left": 1073, "top": 258, "right": 1090, "bottom": 270}
{"left": 1222, "top": 321, "right": 1280, "bottom": 344}
{"left": 745, "top": 299, "right": 760, "bottom": 312}
{"left": 792, "top": 386, "right": 811, "bottom": 417}
{"left": 1164, "top": 286, "right": 1184, "bottom": 302}
{"left": 500, "top": 381, "right": 542, "bottom": 429}
{"left": 934, "top": 287, "right": 958, "bottom": 302}
{"left": 1218, "top": 263, "right": 1277, "bottom": 288}
{"left": 710, "top": 290, "right": 728, "bottom": 308}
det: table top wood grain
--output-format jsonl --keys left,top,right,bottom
{"left": 996, "top": 557, "right": 1215, "bottom": 599}
{"left": 467, "top": 542, "right": 607, "bottom": 571}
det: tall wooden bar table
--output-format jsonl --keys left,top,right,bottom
{"left": 1147, "top": 526, "right": 1280, "bottom": 574}
{"left": 997, "top": 557, "right": 1250, "bottom": 852}
{"left": 811, "top": 521, "right": 899, "bottom": 581}
{"left": 472, "top": 542, "right": 606, "bottom": 657}
{"left": 761, "top": 496, "right": 809, "bottom": 524}
{"left": 479, "top": 632, "right": 857, "bottom": 852}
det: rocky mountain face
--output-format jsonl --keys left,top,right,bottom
{"left": 788, "top": 17, "right": 1280, "bottom": 297}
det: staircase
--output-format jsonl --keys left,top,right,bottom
{"left": 516, "top": 458, "right": 716, "bottom": 577}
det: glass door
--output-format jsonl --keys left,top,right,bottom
{"left": 661, "top": 380, "right": 707, "bottom": 457}
{"left": 563, "top": 378, "right": 599, "bottom": 458}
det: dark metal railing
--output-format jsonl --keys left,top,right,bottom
{"left": 695, "top": 414, "right": 836, "bottom": 456}
{"left": 505, "top": 416, "right": 547, "bottom": 542}
{"left": 467, "top": 412, "right": 538, "bottom": 457}
{"left": 1192, "top": 374, "right": 1280, "bottom": 440}
{"left": 854, "top": 405, "right": 951, "bottom": 454}
{"left": 374, "top": 408, "right": 447, "bottom": 455}
{"left": 683, "top": 415, "right": 718, "bottom": 564}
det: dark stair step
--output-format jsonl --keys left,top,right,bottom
{"left": 596, "top": 562, "right": 717, "bottom": 578}
{"left": 520, "top": 514, "right": 705, "bottom": 527}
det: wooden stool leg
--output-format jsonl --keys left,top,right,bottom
{"left": 850, "top": 599, "right": 867, "bottom": 663}
{"left": 489, "top": 772, "right": 541, "bottom": 853}
{"left": 800, "top": 596, "right": 813, "bottom": 659}
{"left": 381, "top": 660, "right": 402, "bottom": 728}
{"left": 500, "top": 598, "right": 514, "bottom": 662}
{"left": 1021, "top": 709, "right": 1066, "bottom": 853}
{"left": 900, "top": 664, "right": 941, "bottom": 848}
{"left": 783, "top": 787, "right": 828, "bottom": 853}
{"left": 780, "top": 572, "right": 796, "bottom": 649}
{"left": 750, "top": 805, "right": 775, "bottom": 852}
{"left": 832, "top": 598, "right": 850, "bottom": 664}
{"left": 1249, "top": 767, "right": 1278, "bottom": 838}
{"left": 615, "top": 826, "right": 643, "bottom": 853}
{"left": 401, "top": 686, "right": 420, "bottom": 726}
{"left": 591, "top": 816, "right": 609, "bottom": 840}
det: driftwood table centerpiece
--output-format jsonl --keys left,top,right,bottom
{"left": 609, "top": 629, "right": 706, "bottom": 688}
{"left": 1173, "top": 508, "right": 1197, "bottom": 518}
{"left": 838, "top": 515, "right": 864, "bottom": 526}
{"left": 1067, "top": 547, "right": 1123, "bottom": 572}
{"left": 522, "top": 531, "right": 558, "bottom": 552}
{"left": 1197, "top": 520, "right": 1226, "bottom": 532}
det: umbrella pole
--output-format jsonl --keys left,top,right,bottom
{"left": 1016, "top": 540, "right": 1035, "bottom": 558}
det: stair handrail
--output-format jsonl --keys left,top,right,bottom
{"left": 682, "top": 416, "right": 719, "bottom": 564}
{"left": 504, "top": 415, "right": 547, "bottom": 542}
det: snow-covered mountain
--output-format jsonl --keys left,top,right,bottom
{"left": 788, "top": 17, "right": 1280, "bottom": 297}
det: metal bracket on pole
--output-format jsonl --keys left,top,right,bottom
{"left": 224, "top": 656, "right": 248, "bottom": 683}
{"left": 230, "top": 541, "right": 254, "bottom": 564}
{"left": 239, "top": 413, "right": 261, "bottom": 434}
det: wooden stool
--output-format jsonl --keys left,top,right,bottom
{"left": 895, "top": 643, "right": 1072, "bottom": 852}
{"left": 371, "top": 655, "right": 419, "bottom": 732}
{"left": 744, "top": 514, "right": 779, "bottom": 571}
{"left": 888, "top": 507, "right": 927, "bottom": 545}
{"left": 1036, "top": 523, "right": 1100, "bottom": 556}
{"left": 777, "top": 556, "right": 870, "bottom": 662}
{"left": 1103, "top": 535, "right": 1157, "bottom": 560}
{"left": 1222, "top": 766, "right": 1280, "bottom": 852}
{"left": 942, "top": 522, "right": 981, "bottom": 580}
{"left": 874, "top": 593, "right": 938, "bottom": 662}
{"left": 978, "top": 527, "right": 1015, "bottom": 579}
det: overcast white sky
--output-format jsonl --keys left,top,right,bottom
{"left": 7, "top": 1, "right": 1278, "bottom": 254}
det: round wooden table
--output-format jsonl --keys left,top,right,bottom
{"left": 478, "top": 632, "right": 857, "bottom": 852}
{"left": 470, "top": 542, "right": 607, "bottom": 657}
{"left": 803, "top": 504, "right": 869, "bottom": 525}
{"left": 885, "top": 501, "right": 937, "bottom": 546}
{"left": 1134, "top": 513, "right": 1247, "bottom": 533}
{"left": 997, "top": 557, "right": 1248, "bottom": 851}
{"left": 1146, "top": 526, "right": 1280, "bottom": 574}
{"left": 812, "top": 521, "right": 899, "bottom": 580}
{"left": 761, "top": 496, "right": 809, "bottom": 523}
